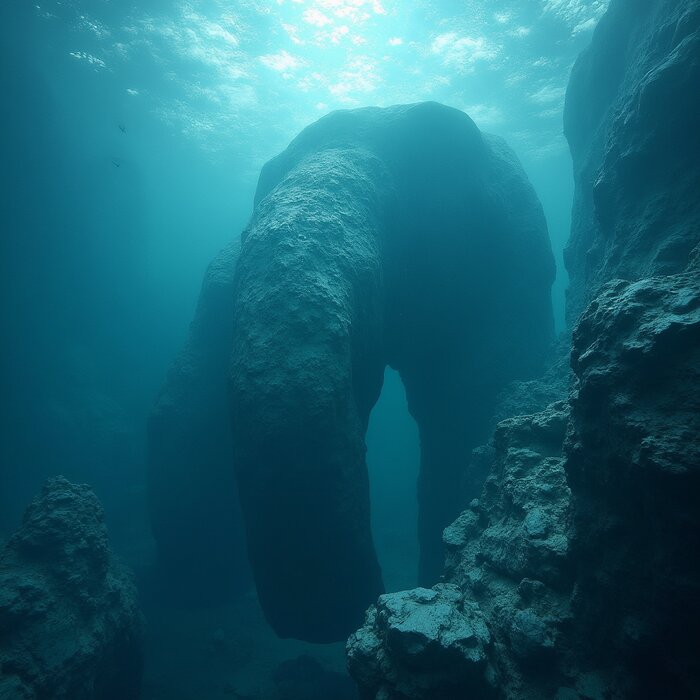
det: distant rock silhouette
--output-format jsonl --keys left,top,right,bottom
{"left": 149, "top": 240, "right": 252, "bottom": 604}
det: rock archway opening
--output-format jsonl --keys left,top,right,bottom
{"left": 366, "top": 366, "right": 420, "bottom": 593}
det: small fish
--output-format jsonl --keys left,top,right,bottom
{"left": 118, "top": 122, "right": 126, "bottom": 134}
{"left": 111, "top": 159, "right": 121, "bottom": 168}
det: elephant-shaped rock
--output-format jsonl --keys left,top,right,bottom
{"left": 150, "top": 102, "right": 555, "bottom": 642}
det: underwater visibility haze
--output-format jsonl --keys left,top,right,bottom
{"left": 2, "top": 0, "right": 700, "bottom": 698}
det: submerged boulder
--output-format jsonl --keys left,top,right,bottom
{"left": 0, "top": 477, "right": 142, "bottom": 699}
{"left": 347, "top": 584, "right": 498, "bottom": 700}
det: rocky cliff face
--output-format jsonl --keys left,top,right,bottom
{"left": 0, "top": 477, "right": 142, "bottom": 700}
{"left": 349, "top": 0, "right": 700, "bottom": 697}
{"left": 564, "top": 0, "right": 700, "bottom": 322}
{"left": 565, "top": 265, "right": 700, "bottom": 697}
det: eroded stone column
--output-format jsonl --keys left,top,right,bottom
{"left": 230, "top": 149, "right": 387, "bottom": 642}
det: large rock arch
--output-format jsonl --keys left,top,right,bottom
{"left": 149, "top": 102, "right": 555, "bottom": 642}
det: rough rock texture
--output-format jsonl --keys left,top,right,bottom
{"left": 230, "top": 146, "right": 388, "bottom": 643}
{"left": 446, "top": 405, "right": 575, "bottom": 699}
{"left": 0, "top": 477, "right": 142, "bottom": 700}
{"left": 351, "top": 269, "right": 700, "bottom": 696}
{"left": 347, "top": 584, "right": 498, "bottom": 700}
{"left": 564, "top": 0, "right": 700, "bottom": 322}
{"left": 148, "top": 240, "right": 251, "bottom": 601}
{"left": 565, "top": 265, "right": 700, "bottom": 696}
{"left": 349, "top": 1, "right": 700, "bottom": 694}
{"left": 457, "top": 337, "right": 571, "bottom": 505}
{"left": 230, "top": 102, "right": 554, "bottom": 641}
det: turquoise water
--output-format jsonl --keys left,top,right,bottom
{"left": 1, "top": 1, "right": 609, "bottom": 697}
{"left": 1, "top": 0, "right": 607, "bottom": 541}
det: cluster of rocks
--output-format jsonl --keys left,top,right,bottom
{"left": 348, "top": 0, "right": 700, "bottom": 697}
{"left": 0, "top": 477, "right": 142, "bottom": 700}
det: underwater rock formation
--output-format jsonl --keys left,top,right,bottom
{"left": 151, "top": 102, "right": 554, "bottom": 642}
{"left": 0, "top": 477, "right": 142, "bottom": 700}
{"left": 230, "top": 102, "right": 554, "bottom": 641}
{"left": 564, "top": 0, "right": 700, "bottom": 322}
{"left": 148, "top": 240, "right": 251, "bottom": 602}
{"left": 230, "top": 144, "right": 387, "bottom": 643}
{"left": 350, "top": 265, "right": 700, "bottom": 696}
{"left": 565, "top": 264, "right": 700, "bottom": 696}
{"left": 349, "top": 1, "right": 700, "bottom": 695}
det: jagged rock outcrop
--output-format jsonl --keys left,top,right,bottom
{"left": 565, "top": 264, "right": 700, "bottom": 696}
{"left": 348, "top": 404, "right": 573, "bottom": 699}
{"left": 0, "top": 477, "right": 142, "bottom": 700}
{"left": 564, "top": 0, "right": 700, "bottom": 322}
{"left": 148, "top": 240, "right": 251, "bottom": 602}
{"left": 230, "top": 102, "right": 554, "bottom": 641}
